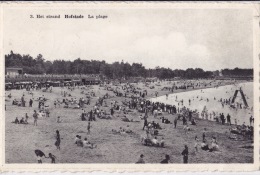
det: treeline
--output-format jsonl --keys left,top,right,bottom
{"left": 221, "top": 68, "right": 253, "bottom": 77}
{"left": 5, "top": 51, "right": 253, "bottom": 79}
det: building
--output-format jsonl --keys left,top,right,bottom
{"left": 5, "top": 67, "right": 23, "bottom": 77}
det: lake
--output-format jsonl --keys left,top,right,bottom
{"left": 150, "top": 82, "right": 253, "bottom": 125}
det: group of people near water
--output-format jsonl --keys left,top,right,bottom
{"left": 6, "top": 78, "right": 254, "bottom": 164}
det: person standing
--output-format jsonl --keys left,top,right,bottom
{"left": 182, "top": 116, "right": 187, "bottom": 125}
{"left": 227, "top": 114, "right": 231, "bottom": 125}
{"left": 202, "top": 129, "right": 206, "bottom": 142}
{"left": 174, "top": 117, "right": 178, "bottom": 128}
{"left": 48, "top": 153, "right": 56, "bottom": 163}
{"left": 194, "top": 136, "right": 199, "bottom": 152}
{"left": 55, "top": 130, "right": 61, "bottom": 150}
{"left": 25, "top": 113, "right": 29, "bottom": 124}
{"left": 89, "top": 110, "right": 93, "bottom": 121}
{"left": 33, "top": 110, "right": 38, "bottom": 126}
{"left": 87, "top": 121, "right": 91, "bottom": 134}
{"left": 143, "top": 117, "right": 148, "bottom": 130}
{"left": 29, "top": 99, "right": 33, "bottom": 107}
{"left": 110, "top": 108, "right": 114, "bottom": 116}
{"left": 181, "top": 145, "right": 189, "bottom": 164}
{"left": 249, "top": 116, "right": 254, "bottom": 126}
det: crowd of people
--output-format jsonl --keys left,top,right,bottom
{"left": 6, "top": 78, "right": 254, "bottom": 164}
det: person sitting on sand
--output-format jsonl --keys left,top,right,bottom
{"left": 152, "top": 122, "right": 161, "bottom": 129}
{"left": 191, "top": 118, "right": 197, "bottom": 125}
{"left": 142, "top": 130, "right": 152, "bottom": 145}
{"left": 136, "top": 154, "right": 145, "bottom": 164}
{"left": 160, "top": 137, "right": 165, "bottom": 147}
{"left": 121, "top": 116, "right": 130, "bottom": 122}
{"left": 57, "top": 116, "right": 62, "bottom": 123}
{"left": 229, "top": 132, "right": 238, "bottom": 140}
{"left": 13, "top": 117, "right": 19, "bottom": 124}
{"left": 19, "top": 117, "right": 26, "bottom": 124}
{"left": 12, "top": 99, "right": 18, "bottom": 105}
{"left": 201, "top": 140, "right": 209, "bottom": 151}
{"left": 160, "top": 154, "right": 170, "bottom": 164}
{"left": 209, "top": 136, "right": 219, "bottom": 152}
{"left": 83, "top": 138, "right": 97, "bottom": 149}
{"left": 125, "top": 125, "right": 133, "bottom": 134}
{"left": 75, "top": 135, "right": 83, "bottom": 146}
{"left": 25, "top": 113, "right": 29, "bottom": 124}
{"left": 183, "top": 124, "right": 191, "bottom": 134}
{"left": 151, "top": 136, "right": 159, "bottom": 146}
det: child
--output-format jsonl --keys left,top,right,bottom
{"left": 48, "top": 153, "right": 56, "bottom": 163}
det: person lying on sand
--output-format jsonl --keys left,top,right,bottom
{"left": 112, "top": 126, "right": 133, "bottom": 134}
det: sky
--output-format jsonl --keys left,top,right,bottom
{"left": 3, "top": 7, "right": 254, "bottom": 71}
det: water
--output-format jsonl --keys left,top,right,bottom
{"left": 150, "top": 82, "right": 253, "bottom": 126}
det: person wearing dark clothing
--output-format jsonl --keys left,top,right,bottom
{"left": 188, "top": 112, "right": 192, "bottom": 121}
{"left": 89, "top": 110, "right": 93, "bottom": 121}
{"left": 143, "top": 118, "right": 148, "bottom": 130}
{"left": 250, "top": 116, "right": 254, "bottom": 126}
{"left": 14, "top": 117, "right": 19, "bottom": 124}
{"left": 110, "top": 108, "right": 114, "bottom": 116}
{"left": 174, "top": 118, "right": 178, "bottom": 128}
{"left": 226, "top": 114, "right": 231, "bottom": 125}
{"left": 160, "top": 154, "right": 170, "bottom": 164}
{"left": 29, "top": 99, "right": 33, "bottom": 107}
{"left": 55, "top": 130, "right": 61, "bottom": 150}
{"left": 220, "top": 113, "right": 225, "bottom": 125}
{"left": 181, "top": 145, "right": 189, "bottom": 164}
{"left": 202, "top": 132, "right": 206, "bottom": 142}
{"left": 182, "top": 116, "right": 187, "bottom": 125}
{"left": 35, "top": 149, "right": 46, "bottom": 163}
{"left": 48, "top": 153, "right": 56, "bottom": 163}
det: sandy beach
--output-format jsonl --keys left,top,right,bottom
{"left": 5, "top": 79, "right": 254, "bottom": 163}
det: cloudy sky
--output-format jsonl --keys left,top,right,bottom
{"left": 4, "top": 7, "right": 254, "bottom": 70}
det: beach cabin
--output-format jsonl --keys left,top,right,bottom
{"left": 5, "top": 67, "right": 23, "bottom": 78}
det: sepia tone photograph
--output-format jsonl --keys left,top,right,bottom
{"left": 0, "top": 2, "right": 259, "bottom": 171}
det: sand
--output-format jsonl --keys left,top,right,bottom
{"left": 5, "top": 79, "right": 254, "bottom": 163}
